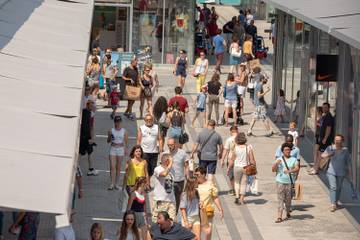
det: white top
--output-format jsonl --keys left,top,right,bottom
{"left": 140, "top": 124, "right": 159, "bottom": 153}
{"left": 111, "top": 128, "right": 125, "bottom": 145}
{"left": 224, "top": 136, "right": 236, "bottom": 161}
{"left": 194, "top": 58, "right": 208, "bottom": 74}
{"left": 234, "top": 145, "right": 253, "bottom": 167}
{"left": 153, "top": 165, "right": 176, "bottom": 202}
{"left": 288, "top": 130, "right": 299, "bottom": 145}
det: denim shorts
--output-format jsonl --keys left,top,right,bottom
{"left": 199, "top": 160, "right": 217, "bottom": 174}
{"left": 168, "top": 126, "right": 182, "bottom": 139}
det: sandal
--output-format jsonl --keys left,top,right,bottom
{"left": 275, "top": 218, "right": 282, "bottom": 223}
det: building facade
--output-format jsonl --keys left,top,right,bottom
{"left": 93, "top": 0, "right": 195, "bottom": 64}
{"left": 270, "top": 6, "right": 360, "bottom": 194}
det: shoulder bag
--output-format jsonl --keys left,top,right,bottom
{"left": 318, "top": 146, "right": 334, "bottom": 171}
{"left": 282, "top": 157, "right": 295, "bottom": 198}
{"left": 243, "top": 146, "right": 257, "bottom": 175}
{"left": 197, "top": 131, "right": 216, "bottom": 160}
{"left": 230, "top": 45, "right": 242, "bottom": 58}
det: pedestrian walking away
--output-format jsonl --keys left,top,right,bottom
{"left": 107, "top": 115, "right": 129, "bottom": 190}
{"left": 167, "top": 138, "right": 189, "bottom": 214}
{"left": 153, "top": 96, "right": 169, "bottom": 152}
{"left": 173, "top": 50, "right": 188, "bottom": 89}
{"left": 168, "top": 86, "right": 189, "bottom": 114}
{"left": 137, "top": 114, "right": 162, "bottom": 177}
{"left": 213, "top": 29, "right": 226, "bottom": 73}
{"left": 227, "top": 132, "right": 256, "bottom": 205}
{"left": 167, "top": 102, "right": 185, "bottom": 140}
{"left": 322, "top": 134, "right": 352, "bottom": 212}
{"left": 206, "top": 73, "right": 222, "bottom": 125}
{"left": 151, "top": 154, "right": 176, "bottom": 223}
{"left": 229, "top": 36, "right": 242, "bottom": 75}
{"left": 247, "top": 75, "right": 274, "bottom": 137}
{"left": 223, "top": 73, "right": 239, "bottom": 127}
{"left": 272, "top": 143, "right": 300, "bottom": 223}
{"left": 192, "top": 85, "right": 208, "bottom": 128}
{"left": 191, "top": 120, "right": 223, "bottom": 181}
{"left": 221, "top": 126, "right": 239, "bottom": 196}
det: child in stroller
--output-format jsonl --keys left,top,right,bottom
{"left": 253, "top": 36, "right": 268, "bottom": 59}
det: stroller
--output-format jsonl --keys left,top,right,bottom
{"left": 254, "top": 36, "right": 269, "bottom": 59}
{"left": 194, "top": 31, "right": 207, "bottom": 56}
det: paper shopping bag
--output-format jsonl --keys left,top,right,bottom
{"left": 123, "top": 85, "right": 141, "bottom": 100}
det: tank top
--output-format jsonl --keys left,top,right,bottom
{"left": 171, "top": 111, "right": 183, "bottom": 127}
{"left": 234, "top": 145, "right": 250, "bottom": 167}
{"left": 195, "top": 58, "right": 208, "bottom": 74}
{"left": 177, "top": 57, "right": 187, "bottom": 70}
{"left": 141, "top": 76, "right": 152, "bottom": 87}
{"left": 111, "top": 128, "right": 125, "bottom": 146}
{"left": 130, "top": 191, "right": 145, "bottom": 212}
{"left": 225, "top": 82, "right": 238, "bottom": 101}
{"left": 127, "top": 159, "right": 146, "bottom": 186}
{"left": 88, "top": 65, "right": 100, "bottom": 81}
{"left": 207, "top": 81, "right": 221, "bottom": 95}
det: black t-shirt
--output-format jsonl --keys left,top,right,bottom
{"left": 207, "top": 81, "right": 221, "bottom": 95}
{"left": 223, "top": 21, "right": 234, "bottom": 33}
{"left": 123, "top": 66, "right": 139, "bottom": 85}
{"left": 319, "top": 112, "right": 334, "bottom": 144}
{"left": 246, "top": 25, "right": 257, "bottom": 38}
{"left": 80, "top": 109, "right": 91, "bottom": 140}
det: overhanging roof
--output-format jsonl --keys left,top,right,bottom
{"left": 264, "top": 0, "right": 360, "bottom": 50}
{"left": 0, "top": 0, "right": 93, "bottom": 214}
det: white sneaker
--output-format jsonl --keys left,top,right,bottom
{"left": 114, "top": 185, "right": 121, "bottom": 190}
{"left": 87, "top": 169, "right": 98, "bottom": 176}
{"left": 108, "top": 184, "right": 114, "bottom": 190}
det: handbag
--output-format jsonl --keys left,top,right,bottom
{"left": 294, "top": 182, "right": 303, "bottom": 200}
{"left": 197, "top": 131, "right": 216, "bottom": 160}
{"left": 179, "top": 131, "right": 189, "bottom": 144}
{"left": 282, "top": 157, "right": 296, "bottom": 198}
{"left": 124, "top": 85, "right": 141, "bottom": 100}
{"left": 205, "top": 204, "right": 215, "bottom": 218}
{"left": 243, "top": 146, "right": 257, "bottom": 176}
{"left": 230, "top": 46, "right": 242, "bottom": 58}
{"left": 318, "top": 146, "right": 334, "bottom": 171}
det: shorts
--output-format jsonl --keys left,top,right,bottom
{"left": 134, "top": 211, "right": 146, "bottom": 228}
{"left": 184, "top": 215, "right": 201, "bottom": 226}
{"left": 109, "top": 146, "right": 125, "bottom": 156}
{"left": 224, "top": 99, "right": 237, "bottom": 109}
{"left": 176, "top": 69, "right": 187, "bottom": 78}
{"left": 199, "top": 160, "right": 217, "bottom": 174}
{"left": 253, "top": 105, "right": 267, "bottom": 120}
{"left": 197, "top": 108, "right": 205, "bottom": 113}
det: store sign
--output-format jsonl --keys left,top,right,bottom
{"left": 316, "top": 54, "right": 338, "bottom": 82}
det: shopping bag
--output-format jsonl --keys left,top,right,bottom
{"left": 249, "top": 58, "right": 261, "bottom": 70}
{"left": 247, "top": 176, "right": 258, "bottom": 195}
{"left": 123, "top": 85, "right": 141, "bottom": 100}
{"left": 293, "top": 182, "right": 303, "bottom": 200}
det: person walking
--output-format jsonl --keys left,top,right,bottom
{"left": 139, "top": 65, "right": 155, "bottom": 119}
{"left": 220, "top": 126, "right": 239, "bottom": 195}
{"left": 137, "top": 114, "right": 162, "bottom": 177}
{"left": 118, "top": 211, "right": 141, "bottom": 240}
{"left": 126, "top": 177, "right": 149, "bottom": 240}
{"left": 206, "top": 73, "right": 222, "bottom": 125}
{"left": 223, "top": 73, "right": 238, "bottom": 127}
{"left": 168, "top": 86, "right": 189, "bottom": 114}
{"left": 167, "top": 102, "right": 185, "bottom": 140}
{"left": 233, "top": 19, "right": 245, "bottom": 47}
{"left": 309, "top": 102, "right": 335, "bottom": 175}
{"left": 107, "top": 116, "right": 128, "bottom": 190}
{"left": 122, "top": 58, "right": 139, "bottom": 121}
{"left": 173, "top": 50, "right": 188, "bottom": 89}
{"left": 102, "top": 54, "right": 118, "bottom": 107}
{"left": 245, "top": 20, "right": 257, "bottom": 42}
{"left": 213, "top": 29, "right": 226, "bottom": 73}
{"left": 167, "top": 138, "right": 189, "bottom": 214}
{"left": 9, "top": 212, "right": 40, "bottom": 240}
{"left": 236, "top": 63, "right": 248, "bottom": 116}
{"left": 124, "top": 145, "right": 149, "bottom": 194}
{"left": 227, "top": 132, "right": 256, "bottom": 205}
{"left": 222, "top": 16, "right": 236, "bottom": 46}
{"left": 152, "top": 154, "right": 176, "bottom": 222}
{"left": 247, "top": 76, "right": 274, "bottom": 137}
{"left": 86, "top": 55, "right": 101, "bottom": 99}
{"left": 274, "top": 89, "right": 286, "bottom": 123}
{"left": 229, "top": 36, "right": 242, "bottom": 75}
{"left": 192, "top": 86, "right": 208, "bottom": 128}
{"left": 243, "top": 34, "right": 254, "bottom": 63}
{"left": 190, "top": 120, "right": 223, "bottom": 181}
{"left": 153, "top": 96, "right": 169, "bottom": 152}
{"left": 272, "top": 143, "right": 300, "bottom": 223}
{"left": 180, "top": 178, "right": 201, "bottom": 240}
{"left": 90, "top": 223, "right": 106, "bottom": 240}
{"left": 194, "top": 167, "right": 224, "bottom": 240}
{"left": 322, "top": 134, "right": 352, "bottom": 212}
{"left": 109, "top": 85, "right": 120, "bottom": 119}
{"left": 192, "top": 51, "right": 209, "bottom": 93}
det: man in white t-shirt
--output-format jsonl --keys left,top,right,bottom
{"left": 221, "top": 126, "right": 238, "bottom": 195}
{"left": 137, "top": 114, "right": 163, "bottom": 177}
{"left": 152, "top": 153, "right": 176, "bottom": 223}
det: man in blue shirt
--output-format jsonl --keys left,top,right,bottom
{"left": 213, "top": 29, "right": 226, "bottom": 73}
{"left": 247, "top": 76, "right": 273, "bottom": 137}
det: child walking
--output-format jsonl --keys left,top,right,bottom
{"left": 274, "top": 89, "right": 286, "bottom": 123}
{"left": 109, "top": 85, "right": 120, "bottom": 119}
{"left": 288, "top": 121, "right": 299, "bottom": 146}
{"left": 192, "top": 85, "right": 207, "bottom": 127}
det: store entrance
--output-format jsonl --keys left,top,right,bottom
{"left": 92, "top": 5, "right": 133, "bottom": 52}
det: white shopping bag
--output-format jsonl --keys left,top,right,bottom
{"left": 247, "top": 176, "right": 259, "bottom": 195}
{"left": 118, "top": 188, "right": 129, "bottom": 213}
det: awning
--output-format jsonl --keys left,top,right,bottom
{"left": 264, "top": 0, "right": 360, "bottom": 49}
{"left": 0, "top": 0, "right": 93, "bottom": 214}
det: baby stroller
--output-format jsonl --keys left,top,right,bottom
{"left": 195, "top": 31, "right": 207, "bottom": 56}
{"left": 254, "top": 36, "right": 268, "bottom": 59}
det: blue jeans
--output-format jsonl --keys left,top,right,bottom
{"left": 327, "top": 173, "right": 344, "bottom": 204}
{"left": 168, "top": 126, "right": 182, "bottom": 139}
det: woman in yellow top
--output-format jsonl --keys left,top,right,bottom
{"left": 124, "top": 145, "right": 149, "bottom": 194}
{"left": 243, "top": 34, "right": 254, "bottom": 61}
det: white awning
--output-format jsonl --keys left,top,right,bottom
{"left": 0, "top": 0, "right": 93, "bottom": 214}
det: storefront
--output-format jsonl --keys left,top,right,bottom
{"left": 93, "top": 0, "right": 195, "bottom": 64}
{"left": 271, "top": 7, "right": 360, "bottom": 193}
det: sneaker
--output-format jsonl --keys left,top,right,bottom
{"left": 247, "top": 131, "right": 253, "bottom": 136}
{"left": 87, "top": 169, "right": 98, "bottom": 176}
{"left": 234, "top": 198, "right": 241, "bottom": 205}
{"left": 114, "top": 185, "right": 121, "bottom": 190}
{"left": 108, "top": 184, "right": 114, "bottom": 190}
{"left": 228, "top": 189, "right": 235, "bottom": 196}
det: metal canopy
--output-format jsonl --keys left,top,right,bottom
{"left": 0, "top": 0, "right": 93, "bottom": 214}
{"left": 264, "top": 0, "right": 360, "bottom": 49}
